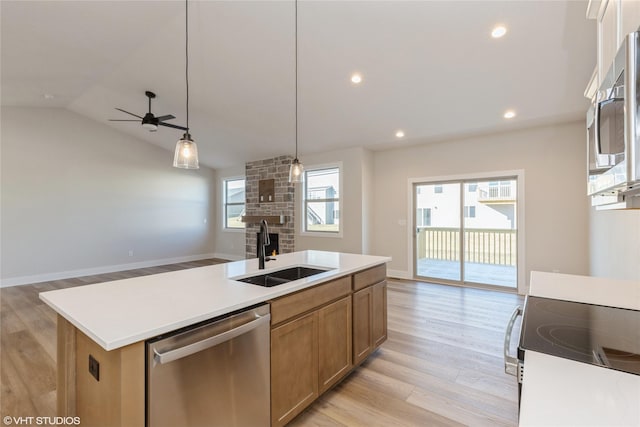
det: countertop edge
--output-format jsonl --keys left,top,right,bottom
{"left": 39, "top": 251, "right": 391, "bottom": 351}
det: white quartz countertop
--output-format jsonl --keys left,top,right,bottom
{"left": 520, "top": 350, "right": 640, "bottom": 427}
{"left": 519, "top": 271, "right": 640, "bottom": 426}
{"left": 39, "top": 251, "right": 391, "bottom": 351}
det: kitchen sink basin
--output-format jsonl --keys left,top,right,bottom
{"left": 235, "top": 266, "right": 331, "bottom": 288}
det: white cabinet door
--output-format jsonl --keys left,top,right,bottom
{"left": 621, "top": 0, "right": 640, "bottom": 40}
{"left": 599, "top": 0, "right": 620, "bottom": 82}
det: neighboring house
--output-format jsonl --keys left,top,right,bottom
{"left": 416, "top": 181, "right": 516, "bottom": 230}
{"left": 307, "top": 185, "right": 338, "bottom": 226}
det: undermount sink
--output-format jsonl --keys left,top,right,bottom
{"left": 236, "top": 266, "right": 331, "bottom": 288}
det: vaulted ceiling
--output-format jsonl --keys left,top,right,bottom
{"left": 1, "top": 1, "right": 596, "bottom": 169}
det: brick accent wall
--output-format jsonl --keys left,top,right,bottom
{"left": 245, "top": 155, "right": 295, "bottom": 259}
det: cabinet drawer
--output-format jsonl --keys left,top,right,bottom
{"left": 271, "top": 276, "right": 351, "bottom": 326}
{"left": 353, "top": 264, "right": 387, "bottom": 291}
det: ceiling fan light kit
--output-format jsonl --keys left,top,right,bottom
{"left": 289, "top": 0, "right": 304, "bottom": 184}
{"left": 173, "top": 0, "right": 199, "bottom": 169}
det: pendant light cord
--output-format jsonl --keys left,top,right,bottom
{"left": 295, "top": 0, "right": 298, "bottom": 159}
{"left": 185, "top": 0, "right": 190, "bottom": 133}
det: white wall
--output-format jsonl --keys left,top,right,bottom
{"left": 294, "top": 147, "right": 373, "bottom": 254}
{"left": 1, "top": 107, "right": 216, "bottom": 286}
{"left": 371, "top": 121, "right": 591, "bottom": 293}
{"left": 214, "top": 165, "right": 246, "bottom": 260}
{"left": 589, "top": 209, "right": 640, "bottom": 281}
{"left": 361, "top": 148, "right": 374, "bottom": 254}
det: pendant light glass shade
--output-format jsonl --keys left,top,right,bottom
{"left": 173, "top": 133, "right": 199, "bottom": 169}
{"left": 173, "top": 0, "right": 200, "bottom": 169}
{"left": 289, "top": 158, "right": 304, "bottom": 183}
{"left": 289, "top": 0, "right": 303, "bottom": 184}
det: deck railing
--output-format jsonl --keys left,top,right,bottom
{"left": 417, "top": 227, "right": 516, "bottom": 266}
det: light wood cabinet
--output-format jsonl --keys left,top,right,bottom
{"left": 372, "top": 280, "right": 388, "bottom": 348}
{"left": 271, "top": 312, "right": 318, "bottom": 427}
{"left": 352, "top": 263, "right": 388, "bottom": 365}
{"left": 57, "top": 316, "right": 144, "bottom": 427}
{"left": 353, "top": 280, "right": 388, "bottom": 365}
{"left": 269, "top": 277, "right": 354, "bottom": 427}
{"left": 318, "top": 296, "right": 352, "bottom": 393}
{"left": 353, "top": 286, "right": 373, "bottom": 365}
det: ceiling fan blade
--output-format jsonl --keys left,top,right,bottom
{"left": 115, "top": 108, "right": 143, "bottom": 119}
{"left": 109, "top": 119, "right": 140, "bottom": 122}
{"left": 156, "top": 115, "right": 175, "bottom": 122}
{"left": 158, "top": 122, "right": 188, "bottom": 131}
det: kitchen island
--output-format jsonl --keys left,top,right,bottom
{"left": 40, "top": 250, "right": 391, "bottom": 427}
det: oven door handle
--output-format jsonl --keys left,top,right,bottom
{"left": 504, "top": 306, "right": 523, "bottom": 376}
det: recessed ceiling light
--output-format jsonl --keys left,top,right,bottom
{"left": 504, "top": 110, "right": 516, "bottom": 119}
{"left": 491, "top": 25, "right": 507, "bottom": 38}
{"left": 351, "top": 73, "right": 362, "bottom": 84}
{"left": 395, "top": 130, "right": 405, "bottom": 138}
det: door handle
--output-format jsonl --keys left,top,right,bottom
{"left": 504, "top": 306, "right": 522, "bottom": 376}
{"left": 153, "top": 313, "right": 271, "bottom": 365}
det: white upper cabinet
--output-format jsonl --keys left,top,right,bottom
{"left": 590, "top": 0, "right": 640, "bottom": 89}
{"left": 621, "top": 0, "right": 640, "bottom": 42}
{"left": 598, "top": 0, "right": 620, "bottom": 82}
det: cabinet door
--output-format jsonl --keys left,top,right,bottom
{"left": 372, "top": 281, "right": 388, "bottom": 348}
{"left": 318, "top": 295, "right": 352, "bottom": 393}
{"left": 352, "top": 287, "right": 372, "bottom": 365}
{"left": 599, "top": 0, "right": 620, "bottom": 82}
{"left": 271, "top": 312, "right": 318, "bottom": 427}
{"left": 621, "top": 0, "right": 640, "bottom": 41}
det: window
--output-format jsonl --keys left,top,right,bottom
{"left": 304, "top": 166, "right": 340, "bottom": 233}
{"left": 464, "top": 205, "right": 476, "bottom": 218}
{"left": 417, "top": 208, "right": 431, "bottom": 226}
{"left": 468, "top": 183, "right": 477, "bottom": 192}
{"left": 434, "top": 185, "right": 443, "bottom": 194}
{"left": 224, "top": 178, "right": 245, "bottom": 229}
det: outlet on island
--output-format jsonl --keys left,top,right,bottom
{"left": 128, "top": 250, "right": 134, "bottom": 257}
{"left": 89, "top": 354, "right": 100, "bottom": 381}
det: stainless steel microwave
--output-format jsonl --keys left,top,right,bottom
{"left": 588, "top": 31, "right": 640, "bottom": 201}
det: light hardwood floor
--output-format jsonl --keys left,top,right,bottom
{"left": 1, "top": 261, "right": 524, "bottom": 426}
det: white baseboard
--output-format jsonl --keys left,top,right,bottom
{"left": 212, "top": 252, "right": 245, "bottom": 262}
{"left": 1, "top": 253, "right": 220, "bottom": 288}
{"left": 387, "top": 269, "right": 411, "bottom": 280}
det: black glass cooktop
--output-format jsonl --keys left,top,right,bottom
{"left": 520, "top": 296, "right": 640, "bottom": 376}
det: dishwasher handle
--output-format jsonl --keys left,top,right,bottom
{"left": 504, "top": 306, "right": 522, "bottom": 376}
{"left": 153, "top": 312, "right": 271, "bottom": 365}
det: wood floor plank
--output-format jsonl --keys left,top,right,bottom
{"left": 1, "top": 261, "right": 524, "bottom": 426}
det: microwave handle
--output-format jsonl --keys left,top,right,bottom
{"left": 504, "top": 306, "right": 522, "bottom": 376}
{"left": 594, "top": 99, "right": 600, "bottom": 159}
{"left": 594, "top": 97, "right": 624, "bottom": 168}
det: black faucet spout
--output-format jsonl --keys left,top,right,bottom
{"left": 258, "top": 219, "right": 270, "bottom": 269}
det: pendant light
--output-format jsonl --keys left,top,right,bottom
{"left": 289, "top": 0, "right": 304, "bottom": 183}
{"left": 173, "top": 0, "right": 199, "bottom": 169}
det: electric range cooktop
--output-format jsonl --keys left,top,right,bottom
{"left": 520, "top": 296, "right": 640, "bottom": 376}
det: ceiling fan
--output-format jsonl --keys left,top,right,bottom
{"left": 109, "top": 91, "right": 187, "bottom": 132}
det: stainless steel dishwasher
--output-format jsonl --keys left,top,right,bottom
{"left": 146, "top": 304, "right": 271, "bottom": 427}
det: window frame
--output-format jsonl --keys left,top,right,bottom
{"left": 300, "top": 162, "right": 343, "bottom": 238}
{"left": 222, "top": 177, "right": 246, "bottom": 231}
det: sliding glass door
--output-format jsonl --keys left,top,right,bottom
{"left": 414, "top": 182, "right": 461, "bottom": 282}
{"left": 414, "top": 177, "right": 518, "bottom": 288}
